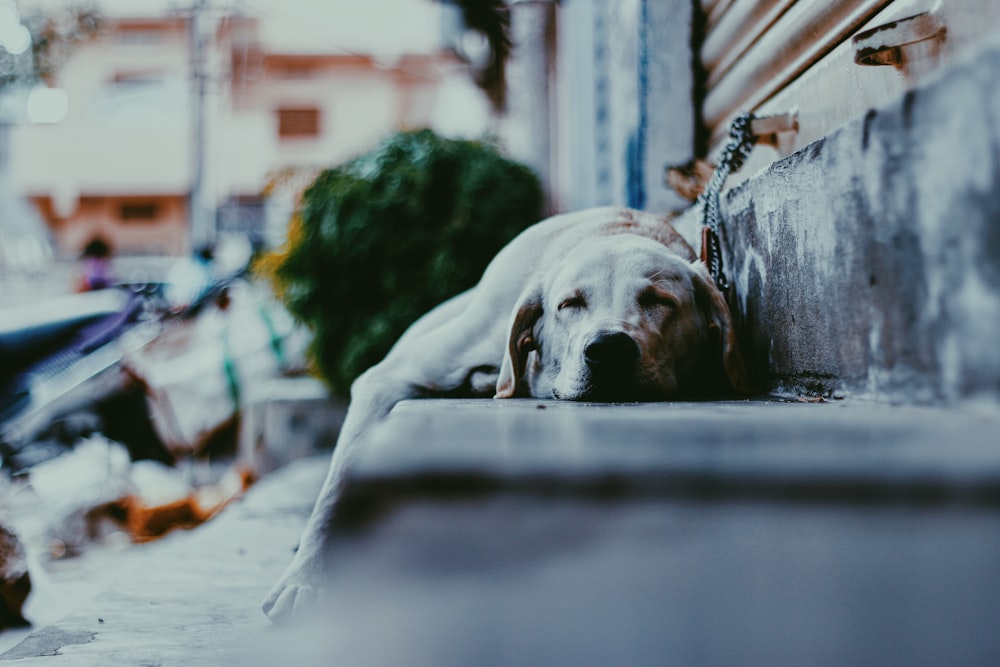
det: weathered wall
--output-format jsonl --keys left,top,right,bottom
{"left": 549, "top": 0, "right": 694, "bottom": 214}
{"left": 683, "top": 30, "right": 1000, "bottom": 403}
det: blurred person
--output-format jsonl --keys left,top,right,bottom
{"left": 75, "top": 236, "right": 114, "bottom": 292}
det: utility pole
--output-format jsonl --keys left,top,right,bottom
{"left": 188, "top": 0, "right": 213, "bottom": 251}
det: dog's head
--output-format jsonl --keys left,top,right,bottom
{"left": 495, "top": 235, "right": 748, "bottom": 401}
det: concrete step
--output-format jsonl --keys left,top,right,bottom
{"left": 297, "top": 399, "right": 1000, "bottom": 667}
{"left": 4, "top": 400, "right": 1000, "bottom": 666}
{"left": 343, "top": 398, "right": 1000, "bottom": 502}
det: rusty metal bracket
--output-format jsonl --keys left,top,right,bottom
{"left": 750, "top": 110, "right": 799, "bottom": 149}
{"left": 853, "top": 10, "right": 946, "bottom": 77}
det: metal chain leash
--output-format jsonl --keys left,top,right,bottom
{"left": 698, "top": 112, "right": 756, "bottom": 290}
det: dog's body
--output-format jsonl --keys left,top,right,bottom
{"left": 263, "top": 206, "right": 748, "bottom": 621}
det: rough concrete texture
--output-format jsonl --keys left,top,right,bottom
{"left": 677, "top": 28, "right": 1000, "bottom": 403}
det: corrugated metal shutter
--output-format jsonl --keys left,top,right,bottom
{"left": 699, "top": 0, "right": 998, "bottom": 175}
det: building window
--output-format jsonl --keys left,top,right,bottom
{"left": 272, "top": 64, "right": 316, "bottom": 80}
{"left": 120, "top": 202, "right": 160, "bottom": 222}
{"left": 112, "top": 71, "right": 166, "bottom": 87}
{"left": 277, "top": 107, "right": 321, "bottom": 138}
{"left": 114, "top": 25, "right": 169, "bottom": 46}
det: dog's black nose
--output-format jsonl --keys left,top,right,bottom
{"left": 584, "top": 332, "right": 639, "bottom": 369}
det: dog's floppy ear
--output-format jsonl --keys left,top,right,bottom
{"left": 495, "top": 285, "right": 543, "bottom": 399}
{"left": 691, "top": 262, "right": 750, "bottom": 394}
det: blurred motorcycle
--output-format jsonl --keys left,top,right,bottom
{"left": 0, "top": 283, "right": 168, "bottom": 472}
{"left": 1, "top": 254, "right": 309, "bottom": 474}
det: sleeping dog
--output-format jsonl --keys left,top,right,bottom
{"left": 263, "top": 206, "right": 748, "bottom": 621}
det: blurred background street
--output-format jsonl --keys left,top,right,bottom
{"left": 1, "top": 0, "right": 492, "bottom": 306}
{"left": 2, "top": 0, "right": 1000, "bottom": 664}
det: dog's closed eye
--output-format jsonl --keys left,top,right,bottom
{"left": 637, "top": 286, "right": 678, "bottom": 310}
{"left": 557, "top": 295, "right": 587, "bottom": 311}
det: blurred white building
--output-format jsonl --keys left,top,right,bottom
{"left": 9, "top": 0, "right": 490, "bottom": 257}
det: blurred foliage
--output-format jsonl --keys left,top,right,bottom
{"left": 0, "top": 3, "right": 102, "bottom": 91}
{"left": 258, "top": 129, "right": 544, "bottom": 396}
{"left": 25, "top": 4, "right": 103, "bottom": 85}
{"left": 451, "top": 0, "right": 510, "bottom": 112}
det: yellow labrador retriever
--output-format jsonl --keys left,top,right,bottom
{"left": 263, "top": 206, "right": 748, "bottom": 621}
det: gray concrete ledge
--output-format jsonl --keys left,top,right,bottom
{"left": 304, "top": 399, "right": 1000, "bottom": 667}
{"left": 341, "top": 398, "right": 1000, "bottom": 511}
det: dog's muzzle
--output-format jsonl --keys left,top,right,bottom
{"left": 579, "top": 331, "right": 644, "bottom": 400}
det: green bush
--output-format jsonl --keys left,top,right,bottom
{"left": 262, "top": 129, "right": 544, "bottom": 396}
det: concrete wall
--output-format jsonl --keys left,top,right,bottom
{"left": 501, "top": 1, "right": 557, "bottom": 210}
{"left": 678, "top": 30, "right": 1000, "bottom": 404}
{"left": 512, "top": 0, "right": 694, "bottom": 215}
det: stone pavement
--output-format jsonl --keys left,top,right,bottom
{"left": 2, "top": 398, "right": 1000, "bottom": 665}
{"left": 0, "top": 454, "right": 327, "bottom": 666}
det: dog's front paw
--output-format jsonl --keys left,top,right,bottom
{"left": 262, "top": 581, "right": 318, "bottom": 623}
{"left": 263, "top": 561, "right": 325, "bottom": 623}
